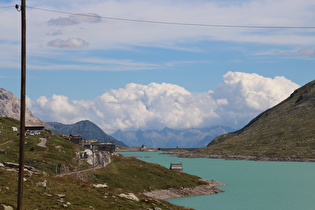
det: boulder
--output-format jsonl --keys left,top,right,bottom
{"left": 36, "top": 180, "right": 47, "bottom": 188}
{"left": 93, "top": 184, "right": 108, "bottom": 188}
{"left": 118, "top": 193, "right": 139, "bottom": 201}
{"left": 57, "top": 194, "right": 66, "bottom": 198}
{"left": 0, "top": 204, "right": 13, "bottom": 210}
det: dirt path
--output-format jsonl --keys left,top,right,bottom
{"left": 0, "top": 140, "right": 13, "bottom": 146}
{"left": 37, "top": 138, "right": 47, "bottom": 148}
{"left": 55, "top": 165, "right": 104, "bottom": 177}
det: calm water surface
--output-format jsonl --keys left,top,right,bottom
{"left": 121, "top": 151, "right": 315, "bottom": 210}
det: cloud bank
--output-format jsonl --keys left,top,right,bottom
{"left": 7, "top": 0, "right": 315, "bottom": 52}
{"left": 48, "top": 13, "right": 102, "bottom": 26}
{"left": 1, "top": 0, "right": 315, "bottom": 74}
{"left": 28, "top": 72, "right": 299, "bottom": 133}
{"left": 47, "top": 38, "right": 89, "bottom": 48}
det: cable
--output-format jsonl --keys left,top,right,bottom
{"left": 0, "top": 5, "right": 13, "bottom": 9}
{"left": 27, "top": 6, "right": 315, "bottom": 29}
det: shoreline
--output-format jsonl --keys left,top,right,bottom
{"left": 116, "top": 147, "right": 158, "bottom": 152}
{"left": 165, "top": 152, "right": 315, "bottom": 162}
{"left": 143, "top": 180, "right": 224, "bottom": 200}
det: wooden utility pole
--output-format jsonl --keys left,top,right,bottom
{"left": 17, "top": 0, "right": 26, "bottom": 209}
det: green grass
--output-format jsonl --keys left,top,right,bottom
{"left": 0, "top": 167, "right": 189, "bottom": 209}
{"left": 86, "top": 154, "right": 206, "bottom": 192}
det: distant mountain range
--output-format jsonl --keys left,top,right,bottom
{"left": 46, "top": 120, "right": 128, "bottom": 147}
{"left": 111, "top": 126, "right": 235, "bottom": 148}
{"left": 0, "top": 88, "right": 41, "bottom": 122}
{"left": 196, "top": 79, "right": 315, "bottom": 159}
{"left": 0, "top": 87, "right": 235, "bottom": 148}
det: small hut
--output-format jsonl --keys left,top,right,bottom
{"left": 170, "top": 162, "right": 183, "bottom": 172}
{"left": 69, "top": 134, "right": 83, "bottom": 145}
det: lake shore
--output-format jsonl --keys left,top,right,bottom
{"left": 163, "top": 152, "right": 315, "bottom": 162}
{"left": 143, "top": 179, "right": 224, "bottom": 200}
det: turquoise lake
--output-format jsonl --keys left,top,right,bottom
{"left": 121, "top": 151, "right": 315, "bottom": 210}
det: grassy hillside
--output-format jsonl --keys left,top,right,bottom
{"left": 194, "top": 80, "right": 315, "bottom": 160}
{"left": 0, "top": 166, "right": 189, "bottom": 209}
{"left": 0, "top": 117, "right": 86, "bottom": 174}
{"left": 86, "top": 154, "right": 205, "bottom": 192}
{"left": 0, "top": 117, "right": 206, "bottom": 209}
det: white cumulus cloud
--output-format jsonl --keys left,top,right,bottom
{"left": 47, "top": 38, "right": 89, "bottom": 48}
{"left": 48, "top": 13, "right": 102, "bottom": 26}
{"left": 211, "top": 72, "right": 300, "bottom": 126}
{"left": 28, "top": 72, "right": 299, "bottom": 133}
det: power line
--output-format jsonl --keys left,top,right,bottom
{"left": 0, "top": 5, "right": 13, "bottom": 9}
{"left": 28, "top": 6, "right": 315, "bottom": 29}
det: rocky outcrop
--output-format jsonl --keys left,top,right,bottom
{"left": 118, "top": 193, "right": 140, "bottom": 201}
{"left": 0, "top": 88, "right": 41, "bottom": 122}
{"left": 80, "top": 149, "right": 112, "bottom": 167}
{"left": 0, "top": 204, "right": 13, "bottom": 210}
{"left": 143, "top": 180, "right": 224, "bottom": 199}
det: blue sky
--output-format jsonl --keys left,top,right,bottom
{"left": 0, "top": 0, "right": 314, "bottom": 133}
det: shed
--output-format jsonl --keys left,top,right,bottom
{"left": 69, "top": 134, "right": 83, "bottom": 145}
{"left": 25, "top": 122, "right": 45, "bottom": 131}
{"left": 170, "top": 162, "right": 183, "bottom": 172}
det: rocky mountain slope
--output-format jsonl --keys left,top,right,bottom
{"left": 195, "top": 80, "right": 315, "bottom": 159}
{"left": 0, "top": 88, "right": 41, "bottom": 122}
{"left": 112, "top": 126, "right": 235, "bottom": 148}
{"left": 46, "top": 120, "right": 128, "bottom": 147}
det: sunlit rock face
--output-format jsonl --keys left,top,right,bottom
{"left": 0, "top": 88, "right": 41, "bottom": 122}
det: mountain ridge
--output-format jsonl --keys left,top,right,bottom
{"left": 112, "top": 126, "right": 235, "bottom": 148}
{"left": 194, "top": 79, "right": 315, "bottom": 159}
{"left": 46, "top": 120, "right": 128, "bottom": 147}
{"left": 0, "top": 88, "right": 41, "bottom": 122}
